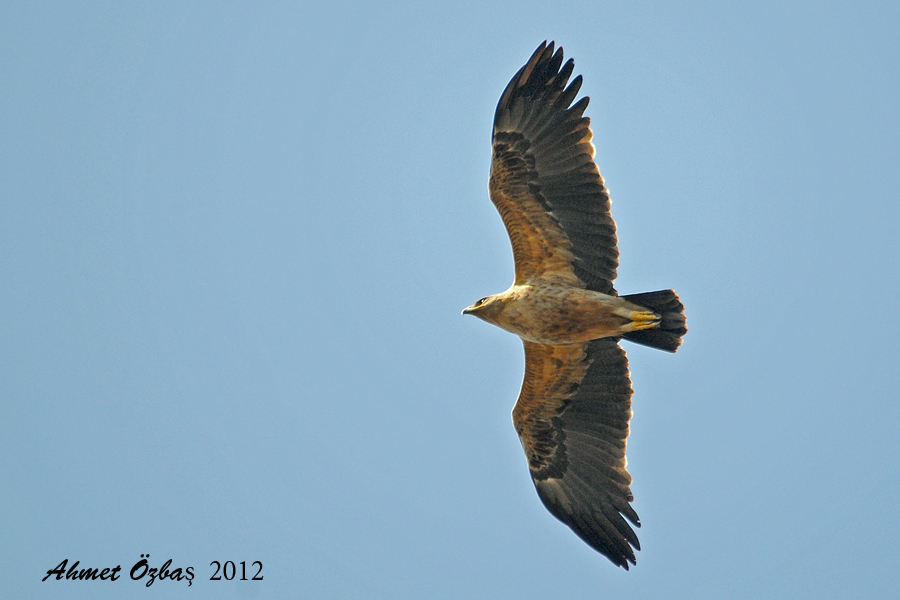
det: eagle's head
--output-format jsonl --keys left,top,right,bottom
{"left": 462, "top": 294, "right": 506, "bottom": 325}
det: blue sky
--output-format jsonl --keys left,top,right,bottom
{"left": 2, "top": 1, "right": 899, "bottom": 598}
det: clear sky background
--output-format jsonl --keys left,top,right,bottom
{"left": 2, "top": 2, "right": 899, "bottom": 598}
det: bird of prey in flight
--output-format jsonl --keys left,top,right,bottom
{"left": 463, "top": 41, "right": 687, "bottom": 569}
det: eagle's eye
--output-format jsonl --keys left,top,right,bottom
{"left": 477, "top": 297, "right": 488, "bottom": 306}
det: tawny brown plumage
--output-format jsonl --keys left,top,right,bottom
{"left": 463, "top": 41, "right": 687, "bottom": 569}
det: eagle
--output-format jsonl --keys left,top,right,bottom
{"left": 463, "top": 41, "right": 687, "bottom": 569}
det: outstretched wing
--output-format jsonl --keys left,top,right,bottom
{"left": 490, "top": 41, "right": 619, "bottom": 294}
{"left": 513, "top": 339, "right": 640, "bottom": 568}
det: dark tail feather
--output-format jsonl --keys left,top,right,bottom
{"left": 621, "top": 290, "right": 687, "bottom": 353}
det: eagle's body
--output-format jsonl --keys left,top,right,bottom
{"left": 465, "top": 283, "right": 658, "bottom": 345}
{"left": 463, "top": 42, "right": 687, "bottom": 569}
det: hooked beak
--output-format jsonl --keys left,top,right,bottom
{"left": 462, "top": 304, "right": 477, "bottom": 316}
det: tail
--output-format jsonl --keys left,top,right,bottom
{"left": 621, "top": 290, "right": 687, "bottom": 353}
